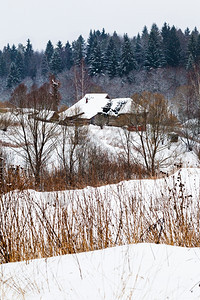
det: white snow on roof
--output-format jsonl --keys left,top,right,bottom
{"left": 60, "top": 94, "right": 109, "bottom": 120}
{"left": 111, "top": 98, "right": 133, "bottom": 114}
{"left": 104, "top": 98, "right": 145, "bottom": 115}
{"left": 60, "top": 94, "right": 146, "bottom": 121}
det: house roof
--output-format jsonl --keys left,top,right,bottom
{"left": 60, "top": 94, "right": 146, "bottom": 121}
{"left": 60, "top": 94, "right": 110, "bottom": 120}
{"left": 104, "top": 98, "right": 145, "bottom": 115}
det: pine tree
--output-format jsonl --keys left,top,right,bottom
{"left": 72, "top": 35, "right": 85, "bottom": 65}
{"left": 105, "top": 37, "right": 119, "bottom": 78}
{"left": 3, "top": 44, "right": 11, "bottom": 72}
{"left": 196, "top": 35, "right": 200, "bottom": 63}
{"left": 112, "top": 31, "right": 122, "bottom": 50}
{"left": 64, "top": 42, "right": 73, "bottom": 70}
{"left": 185, "top": 27, "right": 190, "bottom": 36}
{"left": 56, "top": 40, "right": 63, "bottom": 51}
{"left": 186, "top": 53, "right": 195, "bottom": 70}
{"left": 120, "top": 34, "right": 136, "bottom": 76}
{"left": 24, "top": 39, "right": 34, "bottom": 77}
{"left": 134, "top": 34, "right": 143, "bottom": 68}
{"left": 0, "top": 55, "right": 7, "bottom": 77}
{"left": 141, "top": 26, "right": 149, "bottom": 52}
{"left": 56, "top": 40, "right": 65, "bottom": 69}
{"left": 188, "top": 34, "right": 197, "bottom": 60}
{"left": 45, "top": 40, "right": 54, "bottom": 63}
{"left": 192, "top": 27, "right": 199, "bottom": 39}
{"left": 165, "top": 26, "right": 181, "bottom": 67}
{"left": 99, "top": 28, "right": 109, "bottom": 50}
{"left": 10, "top": 45, "right": 18, "bottom": 63}
{"left": 86, "top": 30, "right": 96, "bottom": 64}
{"left": 41, "top": 55, "right": 49, "bottom": 77}
{"left": 88, "top": 38, "right": 104, "bottom": 76}
{"left": 145, "top": 24, "right": 165, "bottom": 69}
{"left": 15, "top": 51, "right": 25, "bottom": 80}
{"left": 50, "top": 50, "right": 63, "bottom": 75}
{"left": 7, "top": 62, "right": 20, "bottom": 88}
{"left": 161, "top": 22, "right": 171, "bottom": 64}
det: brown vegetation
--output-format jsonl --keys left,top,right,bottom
{"left": 0, "top": 169, "right": 199, "bottom": 264}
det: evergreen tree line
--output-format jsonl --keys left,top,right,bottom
{"left": 1, "top": 23, "right": 200, "bottom": 88}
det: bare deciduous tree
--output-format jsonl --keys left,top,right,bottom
{"left": 56, "top": 107, "right": 89, "bottom": 186}
{"left": 72, "top": 59, "right": 92, "bottom": 102}
{"left": 130, "top": 92, "right": 178, "bottom": 176}
{"left": 9, "top": 83, "right": 59, "bottom": 189}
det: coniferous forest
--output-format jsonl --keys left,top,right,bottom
{"left": 0, "top": 23, "right": 200, "bottom": 105}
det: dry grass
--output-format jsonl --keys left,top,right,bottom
{"left": 0, "top": 151, "right": 147, "bottom": 192}
{"left": 0, "top": 169, "right": 199, "bottom": 264}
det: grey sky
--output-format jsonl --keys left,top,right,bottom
{"left": 1, "top": 0, "right": 200, "bottom": 51}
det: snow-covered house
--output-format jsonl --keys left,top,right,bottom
{"left": 92, "top": 97, "right": 147, "bottom": 128}
{"left": 59, "top": 94, "right": 146, "bottom": 128}
{"left": 59, "top": 94, "right": 110, "bottom": 125}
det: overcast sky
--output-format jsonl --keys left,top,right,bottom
{"left": 1, "top": 0, "right": 200, "bottom": 51}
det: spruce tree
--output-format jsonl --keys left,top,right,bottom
{"left": 188, "top": 34, "right": 197, "bottom": 61}
{"left": 7, "top": 62, "right": 20, "bottom": 88}
{"left": 145, "top": 24, "right": 165, "bottom": 69}
{"left": 88, "top": 38, "right": 104, "bottom": 76}
{"left": 64, "top": 42, "right": 73, "bottom": 70}
{"left": 56, "top": 40, "right": 65, "bottom": 69}
{"left": 192, "top": 27, "right": 199, "bottom": 39}
{"left": 72, "top": 35, "right": 85, "bottom": 65}
{"left": 161, "top": 22, "right": 171, "bottom": 64}
{"left": 112, "top": 31, "right": 122, "bottom": 50}
{"left": 120, "top": 34, "right": 136, "bottom": 76}
{"left": 105, "top": 37, "right": 119, "bottom": 78}
{"left": 41, "top": 55, "right": 49, "bottom": 77}
{"left": 45, "top": 40, "right": 54, "bottom": 63}
{"left": 56, "top": 40, "right": 63, "bottom": 51}
{"left": 185, "top": 27, "right": 190, "bottom": 36}
{"left": 15, "top": 52, "right": 25, "bottom": 80}
{"left": 134, "top": 34, "right": 143, "bottom": 68}
{"left": 196, "top": 35, "right": 200, "bottom": 63}
{"left": 86, "top": 30, "right": 96, "bottom": 64}
{"left": 99, "top": 28, "right": 109, "bottom": 50}
{"left": 24, "top": 39, "right": 34, "bottom": 77}
{"left": 141, "top": 26, "right": 149, "bottom": 53}
{"left": 3, "top": 44, "right": 11, "bottom": 72}
{"left": 0, "top": 56, "right": 7, "bottom": 77}
{"left": 165, "top": 26, "right": 181, "bottom": 67}
{"left": 10, "top": 45, "right": 18, "bottom": 63}
{"left": 50, "top": 50, "right": 63, "bottom": 75}
{"left": 186, "top": 53, "right": 195, "bottom": 70}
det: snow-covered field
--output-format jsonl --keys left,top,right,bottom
{"left": 0, "top": 101, "right": 200, "bottom": 299}
{"left": 1, "top": 242, "right": 200, "bottom": 299}
{"left": 1, "top": 168, "right": 200, "bottom": 299}
{"left": 1, "top": 123, "right": 199, "bottom": 172}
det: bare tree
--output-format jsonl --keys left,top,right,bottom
{"left": 187, "top": 64, "right": 200, "bottom": 121}
{"left": 72, "top": 59, "right": 92, "bottom": 102}
{"left": 56, "top": 108, "right": 89, "bottom": 186}
{"left": 8, "top": 83, "right": 59, "bottom": 189}
{"left": 130, "top": 92, "right": 178, "bottom": 176}
{"left": 175, "top": 65, "right": 200, "bottom": 152}
{"left": 118, "top": 127, "right": 134, "bottom": 179}
{"left": 0, "top": 146, "right": 4, "bottom": 189}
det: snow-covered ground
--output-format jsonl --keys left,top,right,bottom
{"left": 1, "top": 124, "right": 199, "bottom": 171}
{"left": 0, "top": 100, "right": 200, "bottom": 299}
{"left": 1, "top": 242, "right": 200, "bottom": 299}
{"left": 0, "top": 94, "right": 199, "bottom": 171}
{"left": 1, "top": 168, "right": 200, "bottom": 299}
